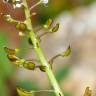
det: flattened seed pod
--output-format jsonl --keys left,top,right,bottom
{"left": 49, "top": 23, "right": 60, "bottom": 33}
{"left": 15, "top": 59, "right": 25, "bottom": 67}
{"left": 61, "top": 45, "right": 71, "bottom": 57}
{"left": 23, "top": 60, "right": 35, "bottom": 70}
{"left": 43, "top": 18, "right": 53, "bottom": 29}
{"left": 7, "top": 54, "right": 19, "bottom": 62}
{"left": 17, "top": 87, "right": 33, "bottom": 96}
{"left": 39, "top": 66, "right": 46, "bottom": 72}
{"left": 16, "top": 22, "right": 27, "bottom": 31}
{"left": 4, "top": 47, "right": 16, "bottom": 55}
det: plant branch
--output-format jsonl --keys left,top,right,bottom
{"left": 22, "top": 0, "right": 64, "bottom": 96}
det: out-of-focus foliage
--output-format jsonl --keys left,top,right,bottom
{"left": 38, "top": 0, "right": 96, "bottom": 23}
{"left": 56, "top": 64, "right": 71, "bottom": 82}
{"left": 0, "top": 31, "right": 13, "bottom": 96}
{"left": 17, "top": 80, "right": 39, "bottom": 91}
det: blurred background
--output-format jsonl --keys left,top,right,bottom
{"left": 0, "top": 0, "right": 96, "bottom": 96}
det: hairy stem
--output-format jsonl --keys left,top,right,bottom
{"left": 22, "top": 0, "right": 64, "bottom": 96}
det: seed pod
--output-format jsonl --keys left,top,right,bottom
{"left": 7, "top": 54, "right": 19, "bottom": 62}
{"left": 61, "top": 45, "right": 71, "bottom": 57}
{"left": 39, "top": 66, "right": 46, "bottom": 72}
{"left": 23, "top": 60, "right": 35, "bottom": 70}
{"left": 15, "top": 59, "right": 25, "bottom": 67}
{"left": 49, "top": 23, "right": 59, "bottom": 33}
{"left": 83, "top": 87, "right": 92, "bottom": 96}
{"left": 4, "top": 47, "right": 16, "bottom": 55}
{"left": 16, "top": 22, "right": 26, "bottom": 31}
{"left": 43, "top": 18, "right": 53, "bottom": 29}
{"left": 17, "top": 87, "right": 33, "bottom": 96}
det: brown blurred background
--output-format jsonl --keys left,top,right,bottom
{"left": 0, "top": 0, "right": 96, "bottom": 96}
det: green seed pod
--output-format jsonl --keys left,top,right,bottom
{"left": 84, "top": 87, "right": 92, "bottom": 96}
{"left": 16, "top": 22, "right": 26, "bottom": 31}
{"left": 49, "top": 23, "right": 59, "bottom": 33}
{"left": 7, "top": 54, "right": 19, "bottom": 62}
{"left": 43, "top": 18, "right": 53, "bottom": 29}
{"left": 4, "top": 47, "right": 16, "bottom": 55}
{"left": 4, "top": 46, "right": 19, "bottom": 55}
{"left": 17, "top": 87, "right": 33, "bottom": 96}
{"left": 23, "top": 60, "right": 35, "bottom": 70}
{"left": 15, "top": 59, "right": 25, "bottom": 67}
{"left": 39, "top": 66, "right": 46, "bottom": 72}
{"left": 61, "top": 46, "right": 71, "bottom": 57}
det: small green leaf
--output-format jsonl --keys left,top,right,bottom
{"left": 61, "top": 46, "right": 71, "bottom": 57}
{"left": 49, "top": 23, "right": 59, "bottom": 33}
{"left": 43, "top": 18, "right": 53, "bottom": 29}
{"left": 23, "top": 60, "right": 35, "bottom": 70}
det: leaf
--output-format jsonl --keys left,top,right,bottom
{"left": 49, "top": 23, "right": 59, "bottom": 33}
{"left": 61, "top": 46, "right": 71, "bottom": 57}
{"left": 83, "top": 87, "right": 92, "bottom": 96}
{"left": 17, "top": 87, "right": 33, "bottom": 96}
{"left": 56, "top": 65, "right": 71, "bottom": 82}
{"left": 43, "top": 18, "right": 53, "bottom": 29}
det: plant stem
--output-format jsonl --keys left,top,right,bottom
{"left": 22, "top": 0, "right": 64, "bottom": 96}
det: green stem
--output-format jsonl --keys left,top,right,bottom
{"left": 22, "top": 0, "right": 64, "bottom": 96}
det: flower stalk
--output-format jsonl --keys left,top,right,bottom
{"left": 22, "top": 0, "right": 64, "bottom": 96}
